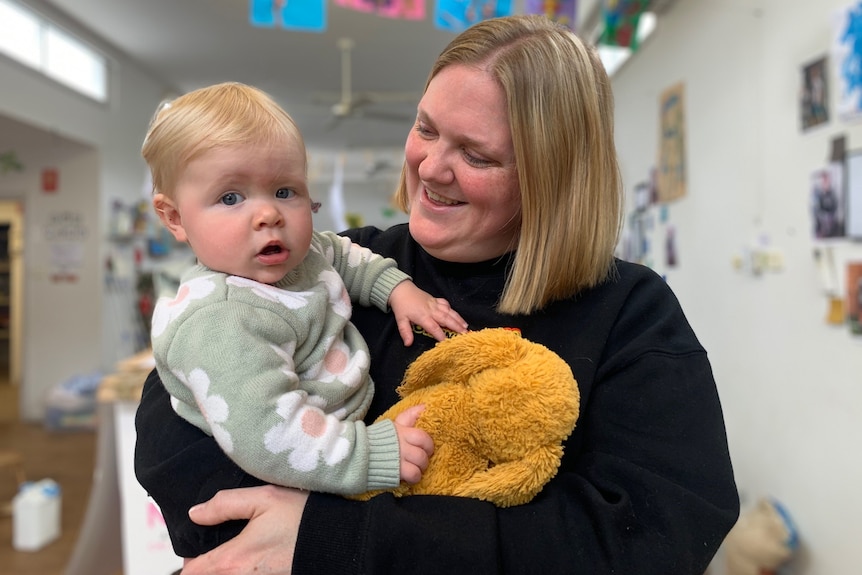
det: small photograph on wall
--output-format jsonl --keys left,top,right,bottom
{"left": 845, "top": 261, "right": 862, "bottom": 335}
{"left": 811, "top": 164, "right": 845, "bottom": 239}
{"left": 833, "top": 2, "right": 862, "bottom": 120}
{"left": 665, "top": 225, "right": 678, "bottom": 268}
{"left": 800, "top": 56, "right": 829, "bottom": 130}
{"left": 844, "top": 151, "right": 862, "bottom": 237}
{"left": 657, "top": 82, "right": 687, "bottom": 203}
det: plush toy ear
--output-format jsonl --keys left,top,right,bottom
{"left": 397, "top": 329, "right": 526, "bottom": 397}
{"left": 452, "top": 445, "right": 565, "bottom": 507}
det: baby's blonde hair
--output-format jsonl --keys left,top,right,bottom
{"left": 142, "top": 82, "right": 306, "bottom": 198}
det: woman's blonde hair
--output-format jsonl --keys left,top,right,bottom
{"left": 142, "top": 82, "right": 306, "bottom": 198}
{"left": 394, "top": 15, "right": 622, "bottom": 315}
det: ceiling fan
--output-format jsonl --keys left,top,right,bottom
{"left": 315, "top": 38, "right": 419, "bottom": 129}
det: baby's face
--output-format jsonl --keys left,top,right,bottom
{"left": 170, "top": 137, "right": 312, "bottom": 284}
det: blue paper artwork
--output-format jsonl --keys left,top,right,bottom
{"left": 249, "top": 0, "right": 326, "bottom": 32}
{"left": 834, "top": 1, "right": 862, "bottom": 119}
{"left": 434, "top": 0, "right": 512, "bottom": 32}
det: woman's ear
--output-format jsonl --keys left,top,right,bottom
{"left": 153, "top": 193, "right": 188, "bottom": 243}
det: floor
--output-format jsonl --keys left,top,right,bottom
{"left": 0, "top": 382, "right": 110, "bottom": 575}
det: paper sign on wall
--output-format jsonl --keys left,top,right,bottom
{"left": 657, "top": 82, "right": 687, "bottom": 203}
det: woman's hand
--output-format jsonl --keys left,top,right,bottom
{"left": 181, "top": 485, "right": 310, "bottom": 575}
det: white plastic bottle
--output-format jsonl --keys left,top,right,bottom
{"left": 12, "top": 479, "right": 62, "bottom": 551}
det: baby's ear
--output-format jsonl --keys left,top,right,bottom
{"left": 153, "top": 193, "right": 187, "bottom": 242}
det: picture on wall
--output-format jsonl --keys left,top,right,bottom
{"left": 843, "top": 150, "right": 862, "bottom": 238}
{"left": 800, "top": 56, "right": 829, "bottom": 130}
{"left": 810, "top": 164, "right": 845, "bottom": 239}
{"left": 845, "top": 261, "right": 862, "bottom": 335}
{"left": 833, "top": 1, "right": 862, "bottom": 120}
{"left": 657, "top": 82, "right": 687, "bottom": 203}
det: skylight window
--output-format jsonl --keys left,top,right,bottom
{"left": 0, "top": 0, "right": 108, "bottom": 102}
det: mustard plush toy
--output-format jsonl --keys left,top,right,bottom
{"left": 361, "top": 328, "right": 580, "bottom": 507}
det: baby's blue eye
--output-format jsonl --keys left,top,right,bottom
{"left": 275, "top": 188, "right": 295, "bottom": 199}
{"left": 220, "top": 192, "right": 243, "bottom": 206}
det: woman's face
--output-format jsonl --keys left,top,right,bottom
{"left": 404, "top": 64, "right": 521, "bottom": 263}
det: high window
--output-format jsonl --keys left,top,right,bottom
{"left": 0, "top": 0, "right": 108, "bottom": 102}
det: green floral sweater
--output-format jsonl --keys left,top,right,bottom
{"left": 151, "top": 230, "right": 408, "bottom": 494}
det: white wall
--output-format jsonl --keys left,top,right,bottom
{"left": 613, "top": 1, "right": 862, "bottom": 572}
{"left": 0, "top": 0, "right": 169, "bottom": 419}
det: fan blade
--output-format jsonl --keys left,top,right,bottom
{"left": 338, "top": 37, "right": 354, "bottom": 107}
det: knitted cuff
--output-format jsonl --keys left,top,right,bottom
{"left": 371, "top": 266, "right": 411, "bottom": 311}
{"left": 364, "top": 418, "right": 401, "bottom": 490}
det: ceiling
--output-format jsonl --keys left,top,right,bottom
{"left": 35, "top": 0, "right": 599, "bottom": 152}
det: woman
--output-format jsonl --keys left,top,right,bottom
{"left": 135, "top": 14, "right": 739, "bottom": 574}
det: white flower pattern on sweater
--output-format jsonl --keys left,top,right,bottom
{"left": 171, "top": 367, "right": 233, "bottom": 454}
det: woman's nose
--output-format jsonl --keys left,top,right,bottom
{"left": 417, "top": 144, "right": 454, "bottom": 185}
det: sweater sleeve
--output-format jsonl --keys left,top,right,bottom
{"left": 160, "top": 300, "right": 400, "bottom": 495}
{"left": 315, "top": 230, "right": 409, "bottom": 310}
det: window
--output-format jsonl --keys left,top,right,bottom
{"left": 0, "top": 0, "right": 108, "bottom": 102}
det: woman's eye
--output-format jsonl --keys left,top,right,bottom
{"left": 414, "top": 122, "right": 435, "bottom": 138}
{"left": 463, "top": 150, "right": 492, "bottom": 167}
{"left": 220, "top": 192, "right": 244, "bottom": 206}
{"left": 275, "top": 188, "right": 296, "bottom": 199}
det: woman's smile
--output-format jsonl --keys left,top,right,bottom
{"left": 424, "top": 188, "right": 464, "bottom": 206}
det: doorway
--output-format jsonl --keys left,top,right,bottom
{"left": 0, "top": 201, "right": 23, "bottom": 422}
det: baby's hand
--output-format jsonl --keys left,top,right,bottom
{"left": 389, "top": 281, "right": 468, "bottom": 346}
{"left": 393, "top": 405, "right": 433, "bottom": 484}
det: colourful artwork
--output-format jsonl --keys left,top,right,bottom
{"left": 657, "top": 83, "right": 687, "bottom": 203}
{"left": 600, "top": 0, "right": 648, "bottom": 49}
{"left": 434, "top": 0, "right": 513, "bottom": 32}
{"left": 833, "top": 1, "right": 862, "bottom": 120}
{"left": 523, "top": 0, "right": 578, "bottom": 30}
{"left": 335, "top": 0, "right": 425, "bottom": 20}
{"left": 846, "top": 261, "right": 862, "bottom": 335}
{"left": 249, "top": 0, "right": 327, "bottom": 32}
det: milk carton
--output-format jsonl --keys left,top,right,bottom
{"left": 12, "top": 479, "right": 62, "bottom": 551}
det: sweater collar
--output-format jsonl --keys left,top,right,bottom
{"left": 411, "top": 237, "right": 515, "bottom": 279}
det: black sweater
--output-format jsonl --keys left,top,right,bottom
{"left": 135, "top": 224, "right": 739, "bottom": 574}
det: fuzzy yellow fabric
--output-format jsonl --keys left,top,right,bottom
{"left": 356, "top": 328, "right": 579, "bottom": 507}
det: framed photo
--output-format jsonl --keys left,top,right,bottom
{"left": 811, "top": 164, "right": 845, "bottom": 239}
{"left": 801, "top": 56, "right": 829, "bottom": 131}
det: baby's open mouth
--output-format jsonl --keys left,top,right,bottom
{"left": 260, "top": 244, "right": 283, "bottom": 255}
